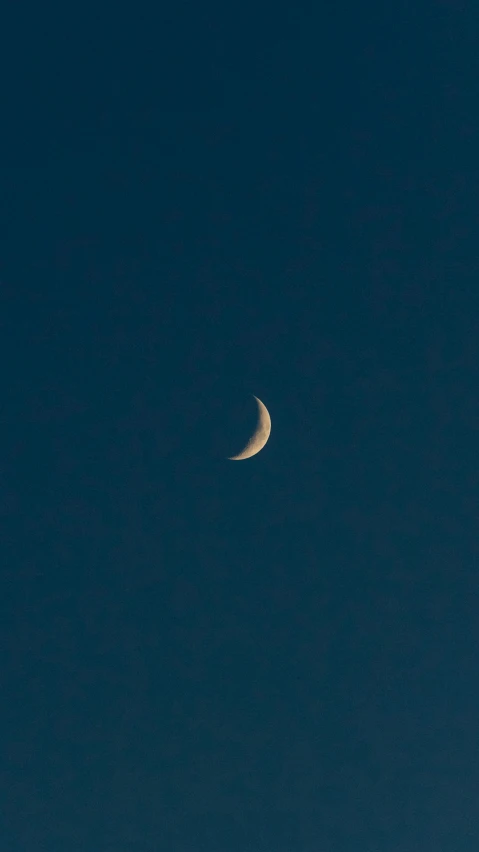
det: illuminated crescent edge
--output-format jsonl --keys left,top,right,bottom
{"left": 228, "top": 396, "right": 271, "bottom": 460}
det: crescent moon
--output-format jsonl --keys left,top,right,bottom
{"left": 228, "top": 396, "right": 271, "bottom": 460}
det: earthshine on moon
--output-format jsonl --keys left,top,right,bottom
{"left": 228, "top": 396, "right": 271, "bottom": 460}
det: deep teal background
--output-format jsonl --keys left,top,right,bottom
{"left": 1, "top": 3, "right": 478, "bottom": 849}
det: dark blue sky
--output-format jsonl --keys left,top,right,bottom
{"left": 1, "top": 3, "right": 479, "bottom": 850}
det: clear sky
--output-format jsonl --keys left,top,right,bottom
{"left": 1, "top": 3, "right": 479, "bottom": 850}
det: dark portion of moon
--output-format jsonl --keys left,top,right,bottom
{"left": 228, "top": 396, "right": 271, "bottom": 460}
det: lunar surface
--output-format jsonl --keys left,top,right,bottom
{"left": 228, "top": 396, "right": 271, "bottom": 460}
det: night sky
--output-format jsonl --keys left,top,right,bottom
{"left": 1, "top": 3, "right": 479, "bottom": 850}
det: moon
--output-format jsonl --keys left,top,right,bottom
{"left": 228, "top": 395, "right": 271, "bottom": 460}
